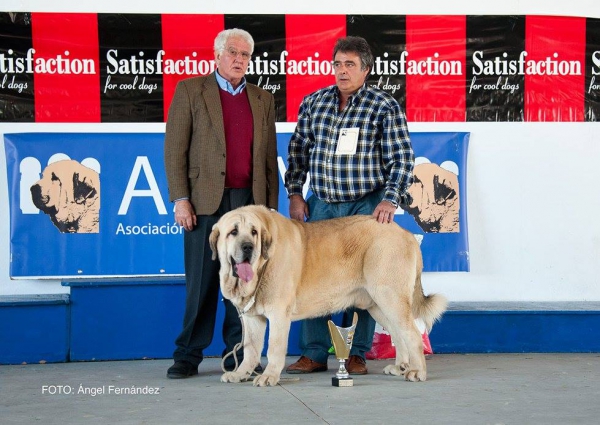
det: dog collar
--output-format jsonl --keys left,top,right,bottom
{"left": 239, "top": 294, "right": 256, "bottom": 316}
{"left": 236, "top": 259, "right": 269, "bottom": 317}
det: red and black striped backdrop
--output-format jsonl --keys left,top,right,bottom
{"left": 1, "top": 12, "right": 599, "bottom": 123}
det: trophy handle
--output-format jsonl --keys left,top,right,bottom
{"left": 351, "top": 311, "right": 358, "bottom": 328}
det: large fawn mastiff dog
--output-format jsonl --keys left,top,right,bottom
{"left": 209, "top": 205, "right": 447, "bottom": 387}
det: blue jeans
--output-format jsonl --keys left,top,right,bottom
{"left": 299, "top": 189, "right": 384, "bottom": 363}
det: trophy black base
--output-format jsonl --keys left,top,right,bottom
{"left": 332, "top": 377, "right": 354, "bottom": 387}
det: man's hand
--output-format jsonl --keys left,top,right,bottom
{"left": 289, "top": 194, "right": 309, "bottom": 222}
{"left": 174, "top": 199, "right": 197, "bottom": 231}
{"left": 373, "top": 200, "right": 397, "bottom": 224}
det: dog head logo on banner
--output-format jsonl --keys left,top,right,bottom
{"left": 402, "top": 160, "right": 460, "bottom": 233}
{"left": 28, "top": 155, "right": 101, "bottom": 233}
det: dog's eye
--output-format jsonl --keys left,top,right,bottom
{"left": 251, "top": 229, "right": 258, "bottom": 236}
{"left": 230, "top": 229, "right": 238, "bottom": 236}
{"left": 51, "top": 172, "right": 59, "bottom": 182}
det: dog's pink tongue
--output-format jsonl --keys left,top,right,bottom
{"left": 236, "top": 262, "right": 254, "bottom": 282}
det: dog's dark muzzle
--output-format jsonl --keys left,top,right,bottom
{"left": 230, "top": 242, "right": 255, "bottom": 281}
{"left": 30, "top": 184, "right": 56, "bottom": 214}
{"left": 241, "top": 242, "right": 253, "bottom": 258}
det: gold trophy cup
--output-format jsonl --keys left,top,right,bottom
{"left": 327, "top": 312, "right": 358, "bottom": 387}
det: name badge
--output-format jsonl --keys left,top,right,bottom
{"left": 335, "top": 128, "right": 359, "bottom": 154}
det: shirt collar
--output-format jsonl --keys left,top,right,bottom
{"left": 335, "top": 83, "right": 368, "bottom": 105}
{"left": 215, "top": 70, "right": 247, "bottom": 95}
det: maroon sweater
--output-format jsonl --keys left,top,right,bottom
{"left": 219, "top": 88, "right": 254, "bottom": 188}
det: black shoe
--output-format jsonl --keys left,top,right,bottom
{"left": 167, "top": 361, "right": 198, "bottom": 379}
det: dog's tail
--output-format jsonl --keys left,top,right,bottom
{"left": 412, "top": 272, "right": 448, "bottom": 332}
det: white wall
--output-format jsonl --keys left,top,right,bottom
{"left": 2, "top": 1, "right": 600, "bottom": 301}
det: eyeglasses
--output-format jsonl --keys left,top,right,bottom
{"left": 225, "top": 47, "right": 251, "bottom": 61}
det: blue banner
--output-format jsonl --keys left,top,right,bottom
{"left": 5, "top": 133, "right": 180, "bottom": 278}
{"left": 400, "top": 132, "right": 470, "bottom": 272}
{"left": 5, "top": 131, "right": 468, "bottom": 278}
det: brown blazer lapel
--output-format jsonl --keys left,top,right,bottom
{"left": 202, "top": 74, "right": 226, "bottom": 149}
{"left": 247, "top": 84, "right": 264, "bottom": 152}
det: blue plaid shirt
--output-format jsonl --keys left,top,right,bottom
{"left": 285, "top": 84, "right": 414, "bottom": 206}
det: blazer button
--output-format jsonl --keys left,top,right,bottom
{"left": 221, "top": 171, "right": 225, "bottom": 176}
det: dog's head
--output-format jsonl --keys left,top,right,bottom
{"left": 209, "top": 206, "right": 272, "bottom": 290}
{"left": 30, "top": 160, "right": 100, "bottom": 233}
{"left": 402, "top": 163, "right": 459, "bottom": 233}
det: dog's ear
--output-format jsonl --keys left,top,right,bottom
{"left": 209, "top": 225, "right": 220, "bottom": 260}
{"left": 433, "top": 175, "right": 456, "bottom": 205}
{"left": 260, "top": 225, "right": 272, "bottom": 260}
{"left": 73, "top": 172, "right": 97, "bottom": 204}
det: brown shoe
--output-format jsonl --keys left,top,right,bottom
{"left": 286, "top": 356, "right": 328, "bottom": 374}
{"left": 345, "top": 355, "right": 368, "bottom": 375}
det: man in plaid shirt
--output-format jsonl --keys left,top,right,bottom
{"left": 284, "top": 36, "right": 415, "bottom": 376}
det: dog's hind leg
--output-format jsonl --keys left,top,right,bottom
{"left": 369, "top": 295, "right": 427, "bottom": 382}
{"left": 221, "top": 315, "right": 266, "bottom": 383}
{"left": 388, "top": 302, "right": 427, "bottom": 382}
{"left": 367, "top": 304, "right": 409, "bottom": 374}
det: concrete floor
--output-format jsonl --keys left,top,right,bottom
{"left": 2, "top": 354, "right": 599, "bottom": 424}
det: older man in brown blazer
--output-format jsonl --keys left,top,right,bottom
{"left": 164, "top": 28, "right": 279, "bottom": 379}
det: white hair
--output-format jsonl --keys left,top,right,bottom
{"left": 214, "top": 28, "right": 254, "bottom": 54}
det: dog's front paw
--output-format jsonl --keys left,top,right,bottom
{"left": 252, "top": 372, "right": 280, "bottom": 387}
{"left": 220, "top": 371, "right": 251, "bottom": 383}
{"left": 383, "top": 364, "right": 408, "bottom": 376}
